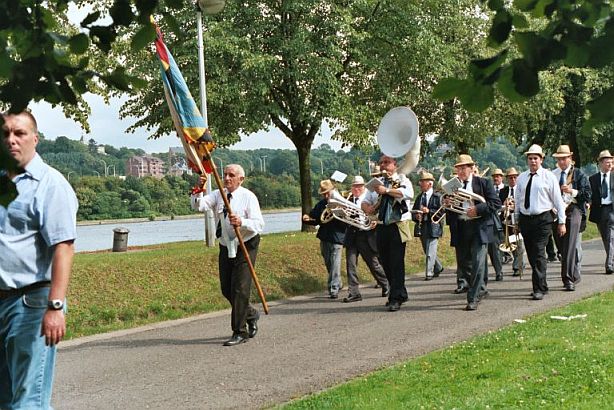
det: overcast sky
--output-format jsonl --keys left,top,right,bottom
{"left": 29, "top": 95, "right": 344, "bottom": 154}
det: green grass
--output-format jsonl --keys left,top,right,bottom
{"left": 280, "top": 291, "right": 614, "bottom": 409}
{"left": 68, "top": 228, "right": 455, "bottom": 338}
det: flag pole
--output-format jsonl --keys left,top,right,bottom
{"left": 203, "top": 144, "right": 269, "bottom": 314}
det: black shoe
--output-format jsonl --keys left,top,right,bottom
{"left": 495, "top": 274, "right": 503, "bottom": 281}
{"left": 330, "top": 293, "right": 338, "bottom": 299}
{"left": 479, "top": 289, "right": 489, "bottom": 300}
{"left": 454, "top": 285, "right": 468, "bottom": 294}
{"left": 606, "top": 269, "right": 613, "bottom": 275}
{"left": 434, "top": 268, "right": 443, "bottom": 277}
{"left": 547, "top": 257, "right": 557, "bottom": 263}
{"left": 388, "top": 301, "right": 401, "bottom": 312}
{"left": 425, "top": 276, "right": 434, "bottom": 281}
{"left": 531, "top": 292, "right": 544, "bottom": 300}
{"left": 381, "top": 287, "right": 390, "bottom": 297}
{"left": 512, "top": 270, "right": 520, "bottom": 277}
{"left": 247, "top": 314, "right": 259, "bottom": 338}
{"left": 223, "top": 334, "right": 248, "bottom": 346}
{"left": 563, "top": 283, "right": 575, "bottom": 291}
{"left": 465, "top": 301, "right": 478, "bottom": 311}
{"left": 343, "top": 294, "right": 362, "bottom": 303}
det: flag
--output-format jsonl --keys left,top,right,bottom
{"left": 153, "top": 18, "right": 215, "bottom": 176}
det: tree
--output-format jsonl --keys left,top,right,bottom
{"left": 434, "top": 0, "right": 614, "bottom": 132}
{"left": 121, "top": 0, "right": 490, "bottom": 230}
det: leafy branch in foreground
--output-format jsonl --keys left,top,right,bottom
{"left": 434, "top": 0, "right": 614, "bottom": 132}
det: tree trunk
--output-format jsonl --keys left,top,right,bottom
{"left": 296, "top": 140, "right": 315, "bottom": 232}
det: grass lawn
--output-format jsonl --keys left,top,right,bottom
{"left": 281, "top": 291, "right": 614, "bottom": 409}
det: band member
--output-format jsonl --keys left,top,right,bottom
{"left": 514, "top": 144, "right": 567, "bottom": 301}
{"left": 588, "top": 150, "right": 614, "bottom": 275}
{"left": 488, "top": 168, "right": 505, "bottom": 281}
{"left": 412, "top": 171, "right": 444, "bottom": 280}
{"left": 499, "top": 167, "right": 525, "bottom": 276}
{"left": 446, "top": 155, "right": 501, "bottom": 311}
{"left": 342, "top": 176, "right": 389, "bottom": 302}
{"left": 362, "top": 155, "right": 413, "bottom": 312}
{"left": 551, "top": 145, "right": 591, "bottom": 290}
{"left": 192, "top": 164, "right": 264, "bottom": 346}
{"left": 303, "top": 180, "right": 346, "bottom": 299}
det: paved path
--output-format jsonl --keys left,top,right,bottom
{"left": 54, "top": 240, "right": 614, "bottom": 409}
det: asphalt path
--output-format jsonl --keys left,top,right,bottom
{"left": 54, "top": 239, "right": 614, "bottom": 409}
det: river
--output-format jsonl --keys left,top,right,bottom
{"left": 75, "top": 211, "right": 302, "bottom": 252}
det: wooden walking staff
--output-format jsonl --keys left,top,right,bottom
{"left": 202, "top": 144, "right": 270, "bottom": 314}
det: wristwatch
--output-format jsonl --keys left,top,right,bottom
{"left": 48, "top": 299, "right": 64, "bottom": 311}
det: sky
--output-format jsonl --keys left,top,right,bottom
{"left": 29, "top": 95, "right": 344, "bottom": 154}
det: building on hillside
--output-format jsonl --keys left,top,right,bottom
{"left": 125, "top": 155, "right": 165, "bottom": 178}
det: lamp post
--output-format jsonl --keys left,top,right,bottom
{"left": 67, "top": 171, "right": 75, "bottom": 181}
{"left": 99, "top": 159, "right": 108, "bottom": 177}
{"left": 93, "top": 171, "right": 100, "bottom": 178}
{"left": 196, "top": 0, "right": 226, "bottom": 246}
{"left": 318, "top": 158, "right": 324, "bottom": 175}
{"left": 257, "top": 157, "right": 263, "bottom": 172}
{"left": 261, "top": 155, "right": 267, "bottom": 173}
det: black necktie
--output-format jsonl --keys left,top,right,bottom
{"left": 524, "top": 173, "right": 535, "bottom": 210}
{"left": 495, "top": 186, "right": 499, "bottom": 195}
{"left": 421, "top": 193, "right": 427, "bottom": 207}
{"left": 510, "top": 187, "right": 514, "bottom": 198}
{"left": 216, "top": 192, "right": 232, "bottom": 238}
{"left": 463, "top": 180, "right": 468, "bottom": 190}
{"left": 603, "top": 174, "right": 608, "bottom": 199}
{"left": 559, "top": 170, "right": 566, "bottom": 186}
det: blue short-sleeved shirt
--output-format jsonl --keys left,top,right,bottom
{"left": 0, "top": 154, "right": 78, "bottom": 289}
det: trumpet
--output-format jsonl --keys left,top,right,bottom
{"left": 321, "top": 191, "right": 377, "bottom": 230}
{"left": 431, "top": 177, "right": 486, "bottom": 224}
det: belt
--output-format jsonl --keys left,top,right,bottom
{"left": 0, "top": 281, "right": 51, "bottom": 299}
{"left": 519, "top": 211, "right": 550, "bottom": 219}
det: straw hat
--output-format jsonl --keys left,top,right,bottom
{"left": 351, "top": 175, "right": 365, "bottom": 185}
{"left": 454, "top": 154, "right": 475, "bottom": 167}
{"left": 524, "top": 144, "right": 544, "bottom": 157}
{"left": 552, "top": 144, "right": 573, "bottom": 158}
{"left": 505, "top": 167, "right": 519, "bottom": 177}
{"left": 597, "top": 150, "right": 613, "bottom": 161}
{"left": 491, "top": 168, "right": 504, "bottom": 177}
{"left": 419, "top": 171, "right": 435, "bottom": 181}
{"left": 318, "top": 179, "right": 335, "bottom": 194}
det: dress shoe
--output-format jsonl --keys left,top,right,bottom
{"left": 495, "top": 274, "right": 503, "bottom": 281}
{"left": 547, "top": 256, "right": 557, "bottom": 263}
{"left": 465, "top": 301, "right": 478, "bottom": 311}
{"left": 388, "top": 301, "right": 401, "bottom": 312}
{"left": 223, "top": 334, "right": 248, "bottom": 346}
{"left": 512, "top": 270, "right": 520, "bottom": 277}
{"left": 381, "top": 287, "right": 390, "bottom": 297}
{"left": 425, "top": 275, "right": 434, "bottom": 281}
{"left": 573, "top": 276, "right": 582, "bottom": 284}
{"left": 563, "top": 283, "right": 575, "bottom": 291}
{"left": 479, "top": 289, "right": 489, "bottom": 300}
{"left": 434, "top": 268, "right": 443, "bottom": 277}
{"left": 247, "top": 314, "right": 259, "bottom": 338}
{"left": 454, "top": 285, "right": 468, "bottom": 294}
{"left": 531, "top": 292, "right": 544, "bottom": 300}
{"left": 606, "top": 269, "right": 613, "bottom": 275}
{"left": 343, "top": 294, "right": 362, "bottom": 303}
{"left": 330, "top": 293, "right": 338, "bottom": 299}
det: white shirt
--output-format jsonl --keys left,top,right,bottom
{"left": 420, "top": 187, "right": 433, "bottom": 206}
{"left": 191, "top": 186, "right": 264, "bottom": 257}
{"left": 363, "top": 172, "right": 413, "bottom": 221}
{"left": 552, "top": 165, "right": 579, "bottom": 199}
{"left": 514, "top": 167, "right": 566, "bottom": 224}
{"left": 601, "top": 171, "right": 612, "bottom": 205}
{"left": 494, "top": 182, "right": 505, "bottom": 194}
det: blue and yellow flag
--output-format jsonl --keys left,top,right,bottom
{"left": 153, "top": 19, "right": 215, "bottom": 175}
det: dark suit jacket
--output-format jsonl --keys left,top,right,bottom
{"left": 566, "top": 167, "right": 591, "bottom": 217}
{"left": 304, "top": 198, "right": 346, "bottom": 244}
{"left": 447, "top": 176, "right": 502, "bottom": 246}
{"left": 589, "top": 171, "right": 614, "bottom": 223}
{"left": 412, "top": 190, "right": 444, "bottom": 238}
{"left": 499, "top": 186, "right": 512, "bottom": 203}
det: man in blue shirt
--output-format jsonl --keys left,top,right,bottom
{"left": 1, "top": 111, "right": 78, "bottom": 409}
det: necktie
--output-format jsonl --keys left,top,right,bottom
{"left": 421, "top": 193, "right": 427, "bottom": 207}
{"left": 603, "top": 174, "right": 608, "bottom": 199}
{"left": 510, "top": 187, "right": 514, "bottom": 198}
{"left": 463, "top": 180, "right": 468, "bottom": 190}
{"left": 495, "top": 186, "right": 499, "bottom": 195}
{"left": 524, "top": 173, "right": 535, "bottom": 210}
{"left": 559, "top": 170, "right": 566, "bottom": 186}
{"left": 216, "top": 192, "right": 232, "bottom": 238}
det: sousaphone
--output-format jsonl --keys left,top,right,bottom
{"left": 376, "top": 106, "right": 421, "bottom": 175}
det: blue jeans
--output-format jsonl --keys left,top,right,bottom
{"left": 0, "top": 287, "right": 56, "bottom": 410}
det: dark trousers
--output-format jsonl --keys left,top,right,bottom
{"left": 454, "top": 220, "right": 488, "bottom": 303}
{"left": 554, "top": 206, "right": 582, "bottom": 286}
{"left": 597, "top": 205, "right": 614, "bottom": 272}
{"left": 546, "top": 233, "right": 557, "bottom": 259}
{"left": 346, "top": 231, "right": 389, "bottom": 296}
{"left": 519, "top": 212, "right": 553, "bottom": 294}
{"left": 219, "top": 235, "right": 260, "bottom": 337}
{"left": 487, "top": 231, "right": 503, "bottom": 279}
{"left": 376, "top": 223, "right": 408, "bottom": 303}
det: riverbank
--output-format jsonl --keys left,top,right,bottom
{"left": 77, "top": 207, "right": 302, "bottom": 226}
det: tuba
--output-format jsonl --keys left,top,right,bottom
{"left": 321, "top": 190, "right": 377, "bottom": 230}
{"left": 376, "top": 107, "right": 421, "bottom": 176}
{"left": 431, "top": 177, "right": 486, "bottom": 224}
